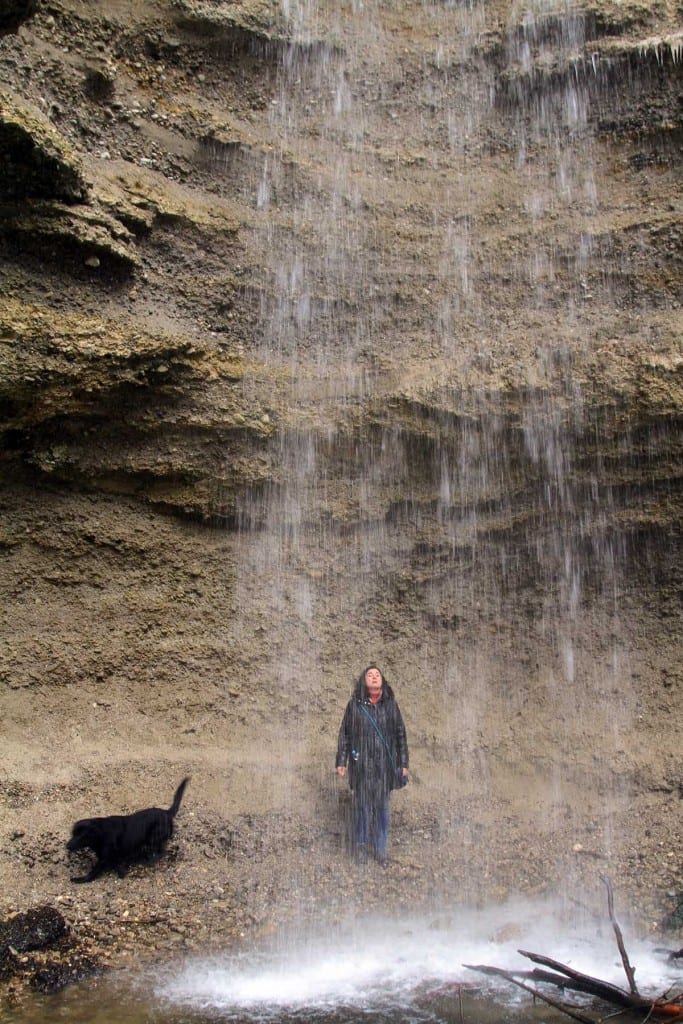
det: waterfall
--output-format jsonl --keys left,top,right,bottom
{"left": 220, "top": 0, "right": 680, "bottom": 917}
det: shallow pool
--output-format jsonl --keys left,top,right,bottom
{"left": 3, "top": 902, "right": 679, "bottom": 1024}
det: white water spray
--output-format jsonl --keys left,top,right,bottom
{"left": 156, "top": 901, "right": 681, "bottom": 1017}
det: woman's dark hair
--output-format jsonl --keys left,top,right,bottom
{"left": 355, "top": 664, "right": 388, "bottom": 696}
{"left": 361, "top": 663, "right": 383, "bottom": 679}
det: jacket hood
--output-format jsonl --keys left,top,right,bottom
{"left": 353, "top": 666, "right": 395, "bottom": 702}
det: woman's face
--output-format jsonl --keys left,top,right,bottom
{"left": 365, "top": 667, "right": 383, "bottom": 697}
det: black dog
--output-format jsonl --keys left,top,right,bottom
{"left": 66, "top": 777, "right": 189, "bottom": 883}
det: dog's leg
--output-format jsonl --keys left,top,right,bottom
{"left": 71, "top": 860, "right": 106, "bottom": 884}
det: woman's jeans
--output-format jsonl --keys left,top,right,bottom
{"left": 352, "top": 787, "right": 390, "bottom": 858}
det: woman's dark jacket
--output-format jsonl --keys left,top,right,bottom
{"left": 336, "top": 676, "right": 409, "bottom": 794}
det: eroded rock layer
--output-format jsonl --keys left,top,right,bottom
{"left": 0, "top": 0, "right": 680, "bottom": 985}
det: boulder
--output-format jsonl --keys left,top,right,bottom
{"left": 0, "top": 906, "right": 68, "bottom": 962}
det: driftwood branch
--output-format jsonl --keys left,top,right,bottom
{"left": 463, "top": 963, "right": 596, "bottom": 1024}
{"left": 462, "top": 881, "right": 683, "bottom": 1024}
{"left": 518, "top": 949, "right": 647, "bottom": 1010}
{"left": 467, "top": 951, "right": 683, "bottom": 1022}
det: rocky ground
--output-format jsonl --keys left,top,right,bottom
{"left": 0, "top": 0, "right": 681, "bottom": 1008}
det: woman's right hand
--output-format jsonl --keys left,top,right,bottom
{"left": 336, "top": 765, "right": 347, "bottom": 777}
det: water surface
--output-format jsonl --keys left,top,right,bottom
{"left": 4, "top": 904, "right": 679, "bottom": 1024}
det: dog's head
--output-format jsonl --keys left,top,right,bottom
{"left": 66, "top": 819, "right": 99, "bottom": 852}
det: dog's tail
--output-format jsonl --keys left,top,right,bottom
{"left": 169, "top": 777, "right": 190, "bottom": 817}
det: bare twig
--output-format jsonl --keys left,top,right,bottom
{"left": 601, "top": 874, "right": 639, "bottom": 995}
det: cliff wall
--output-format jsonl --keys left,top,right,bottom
{"left": 0, "top": 0, "right": 680, "bottom": 980}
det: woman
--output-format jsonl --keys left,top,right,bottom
{"left": 336, "top": 664, "right": 409, "bottom": 866}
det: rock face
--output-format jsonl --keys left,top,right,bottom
{"left": 0, "top": 0, "right": 681, "bottom": 986}
{"left": 0, "top": 297, "right": 269, "bottom": 518}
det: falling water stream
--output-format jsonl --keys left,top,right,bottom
{"left": 227, "top": 0, "right": 639, "bottom": 889}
